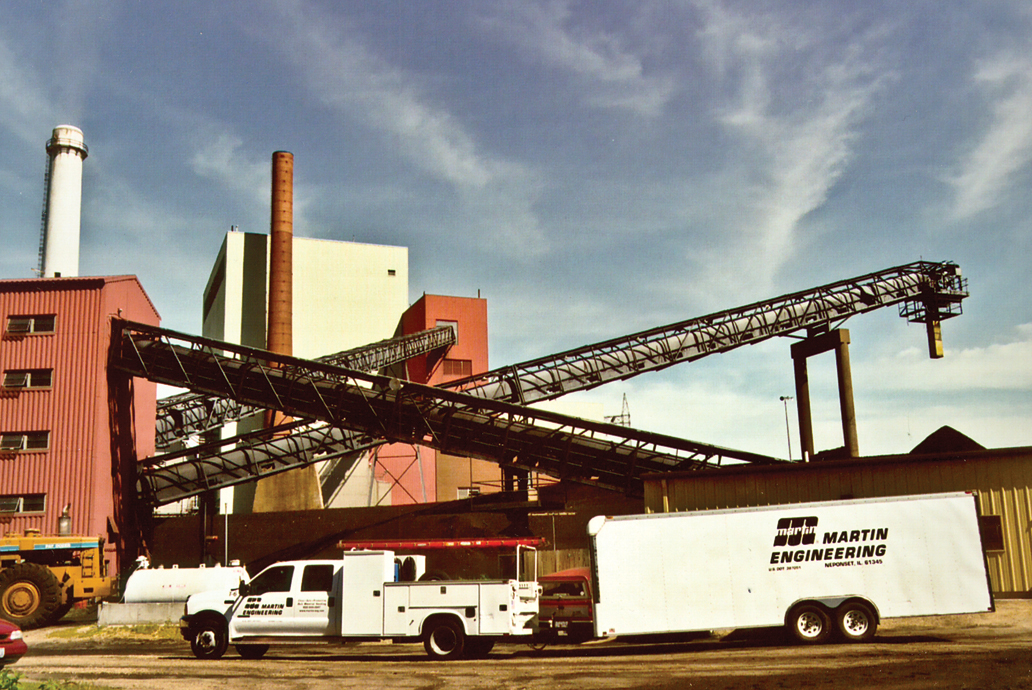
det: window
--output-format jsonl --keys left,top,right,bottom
{"left": 5, "top": 315, "right": 56, "bottom": 335}
{"left": 301, "top": 564, "right": 334, "bottom": 592}
{"left": 443, "top": 359, "right": 472, "bottom": 377}
{"left": 0, "top": 432, "right": 50, "bottom": 452}
{"left": 387, "top": 269, "right": 397, "bottom": 276}
{"left": 0, "top": 494, "right": 46, "bottom": 514}
{"left": 2, "top": 369, "right": 53, "bottom": 389}
{"left": 979, "top": 515, "right": 1005, "bottom": 552}
{"left": 248, "top": 565, "right": 294, "bottom": 595}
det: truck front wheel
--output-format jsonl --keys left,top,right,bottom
{"left": 190, "top": 617, "right": 229, "bottom": 659}
{"left": 423, "top": 618, "right": 466, "bottom": 660}
{"left": 0, "top": 562, "right": 62, "bottom": 629}
{"left": 787, "top": 603, "right": 832, "bottom": 644}
{"left": 835, "top": 601, "right": 877, "bottom": 642}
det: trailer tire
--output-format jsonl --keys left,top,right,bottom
{"left": 787, "top": 603, "right": 832, "bottom": 644}
{"left": 0, "top": 562, "right": 63, "bottom": 629}
{"left": 189, "top": 615, "right": 229, "bottom": 660}
{"left": 235, "top": 643, "right": 269, "bottom": 660}
{"left": 423, "top": 617, "right": 466, "bottom": 660}
{"left": 835, "top": 601, "right": 877, "bottom": 642}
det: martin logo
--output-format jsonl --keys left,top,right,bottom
{"left": 773, "top": 517, "right": 818, "bottom": 547}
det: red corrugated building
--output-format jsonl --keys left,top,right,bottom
{"left": 374, "top": 294, "right": 495, "bottom": 504}
{"left": 0, "top": 276, "right": 159, "bottom": 572}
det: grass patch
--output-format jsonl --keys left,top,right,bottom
{"left": 0, "top": 668, "right": 117, "bottom": 689}
{"left": 44, "top": 623, "right": 182, "bottom": 642}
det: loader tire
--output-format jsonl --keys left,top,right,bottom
{"left": 0, "top": 562, "right": 63, "bottom": 629}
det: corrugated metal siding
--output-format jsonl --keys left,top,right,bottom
{"left": 1, "top": 281, "right": 104, "bottom": 540}
{"left": 1, "top": 277, "right": 158, "bottom": 573}
{"left": 645, "top": 449, "right": 1032, "bottom": 596}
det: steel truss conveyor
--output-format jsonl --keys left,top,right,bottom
{"left": 113, "top": 322, "right": 780, "bottom": 502}
{"left": 154, "top": 324, "right": 457, "bottom": 449}
{"left": 125, "top": 260, "right": 966, "bottom": 505}
{"left": 440, "top": 261, "right": 967, "bottom": 404}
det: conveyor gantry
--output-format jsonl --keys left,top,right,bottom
{"left": 126, "top": 260, "right": 967, "bottom": 505}
{"left": 442, "top": 261, "right": 967, "bottom": 404}
{"left": 154, "top": 324, "right": 457, "bottom": 448}
{"left": 113, "top": 323, "right": 779, "bottom": 501}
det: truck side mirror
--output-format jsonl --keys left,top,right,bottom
{"left": 238, "top": 582, "right": 251, "bottom": 598}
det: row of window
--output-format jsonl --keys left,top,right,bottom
{"left": 0, "top": 493, "right": 46, "bottom": 514}
{"left": 4, "top": 314, "right": 56, "bottom": 336}
{"left": 0, "top": 432, "right": 50, "bottom": 452}
{"left": 3, "top": 315, "right": 57, "bottom": 455}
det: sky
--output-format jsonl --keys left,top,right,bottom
{"left": 1, "top": 0, "right": 1030, "bottom": 461}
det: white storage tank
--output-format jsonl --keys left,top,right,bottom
{"left": 123, "top": 561, "right": 249, "bottom": 603}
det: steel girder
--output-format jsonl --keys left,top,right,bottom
{"left": 154, "top": 325, "right": 456, "bottom": 448}
{"left": 114, "top": 322, "right": 781, "bottom": 498}
{"left": 139, "top": 420, "right": 377, "bottom": 506}
{"left": 440, "top": 261, "right": 968, "bottom": 404}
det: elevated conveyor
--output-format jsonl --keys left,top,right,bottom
{"left": 113, "top": 323, "right": 780, "bottom": 501}
{"left": 127, "top": 260, "right": 967, "bottom": 505}
{"left": 154, "top": 324, "right": 456, "bottom": 448}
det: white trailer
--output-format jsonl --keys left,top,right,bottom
{"left": 588, "top": 492, "right": 994, "bottom": 643}
{"left": 180, "top": 548, "right": 539, "bottom": 660}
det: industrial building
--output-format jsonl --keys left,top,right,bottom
{"left": 0, "top": 276, "right": 159, "bottom": 571}
{"left": 4, "top": 126, "right": 1032, "bottom": 607}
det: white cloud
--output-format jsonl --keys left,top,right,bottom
{"left": 255, "top": 0, "right": 548, "bottom": 255}
{"left": 0, "top": 36, "right": 57, "bottom": 145}
{"left": 861, "top": 323, "right": 1032, "bottom": 393}
{"left": 689, "top": 2, "right": 887, "bottom": 303}
{"left": 480, "top": 1, "right": 675, "bottom": 117}
{"left": 950, "top": 52, "right": 1032, "bottom": 220}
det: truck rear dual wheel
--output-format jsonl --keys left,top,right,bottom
{"left": 423, "top": 618, "right": 466, "bottom": 660}
{"left": 0, "top": 562, "right": 63, "bottom": 629}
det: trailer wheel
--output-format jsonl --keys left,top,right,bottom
{"left": 190, "top": 616, "right": 229, "bottom": 660}
{"left": 235, "top": 643, "right": 269, "bottom": 660}
{"left": 0, "top": 562, "right": 63, "bottom": 629}
{"left": 835, "top": 601, "right": 877, "bottom": 642}
{"left": 423, "top": 617, "right": 466, "bottom": 660}
{"left": 787, "top": 603, "right": 831, "bottom": 644}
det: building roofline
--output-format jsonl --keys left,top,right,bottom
{"left": 642, "top": 445, "right": 1032, "bottom": 482}
{"left": 0, "top": 275, "right": 161, "bottom": 320}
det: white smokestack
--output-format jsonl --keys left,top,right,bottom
{"left": 40, "top": 125, "right": 88, "bottom": 278}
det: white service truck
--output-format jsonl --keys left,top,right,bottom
{"left": 180, "top": 548, "right": 539, "bottom": 660}
{"left": 588, "top": 492, "right": 994, "bottom": 643}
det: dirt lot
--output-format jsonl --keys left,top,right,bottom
{"left": 16, "top": 601, "right": 1032, "bottom": 690}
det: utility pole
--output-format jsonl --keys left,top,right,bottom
{"left": 780, "top": 396, "right": 794, "bottom": 461}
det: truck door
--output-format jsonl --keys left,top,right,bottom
{"left": 292, "top": 563, "right": 339, "bottom": 635}
{"left": 230, "top": 564, "right": 295, "bottom": 637}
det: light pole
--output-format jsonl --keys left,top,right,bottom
{"left": 779, "top": 396, "right": 794, "bottom": 461}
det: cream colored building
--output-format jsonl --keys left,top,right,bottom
{"left": 201, "top": 231, "right": 409, "bottom": 512}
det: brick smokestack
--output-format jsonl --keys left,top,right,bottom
{"left": 253, "top": 151, "right": 324, "bottom": 512}
{"left": 267, "top": 150, "right": 293, "bottom": 359}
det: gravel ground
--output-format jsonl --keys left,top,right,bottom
{"left": 14, "top": 600, "right": 1032, "bottom": 690}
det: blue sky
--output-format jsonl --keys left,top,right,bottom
{"left": 1, "top": 1, "right": 1030, "bottom": 458}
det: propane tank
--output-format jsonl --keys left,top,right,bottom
{"left": 57, "top": 504, "right": 72, "bottom": 536}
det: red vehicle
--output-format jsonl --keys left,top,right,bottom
{"left": 536, "top": 568, "right": 594, "bottom": 645}
{"left": 0, "top": 620, "right": 27, "bottom": 666}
